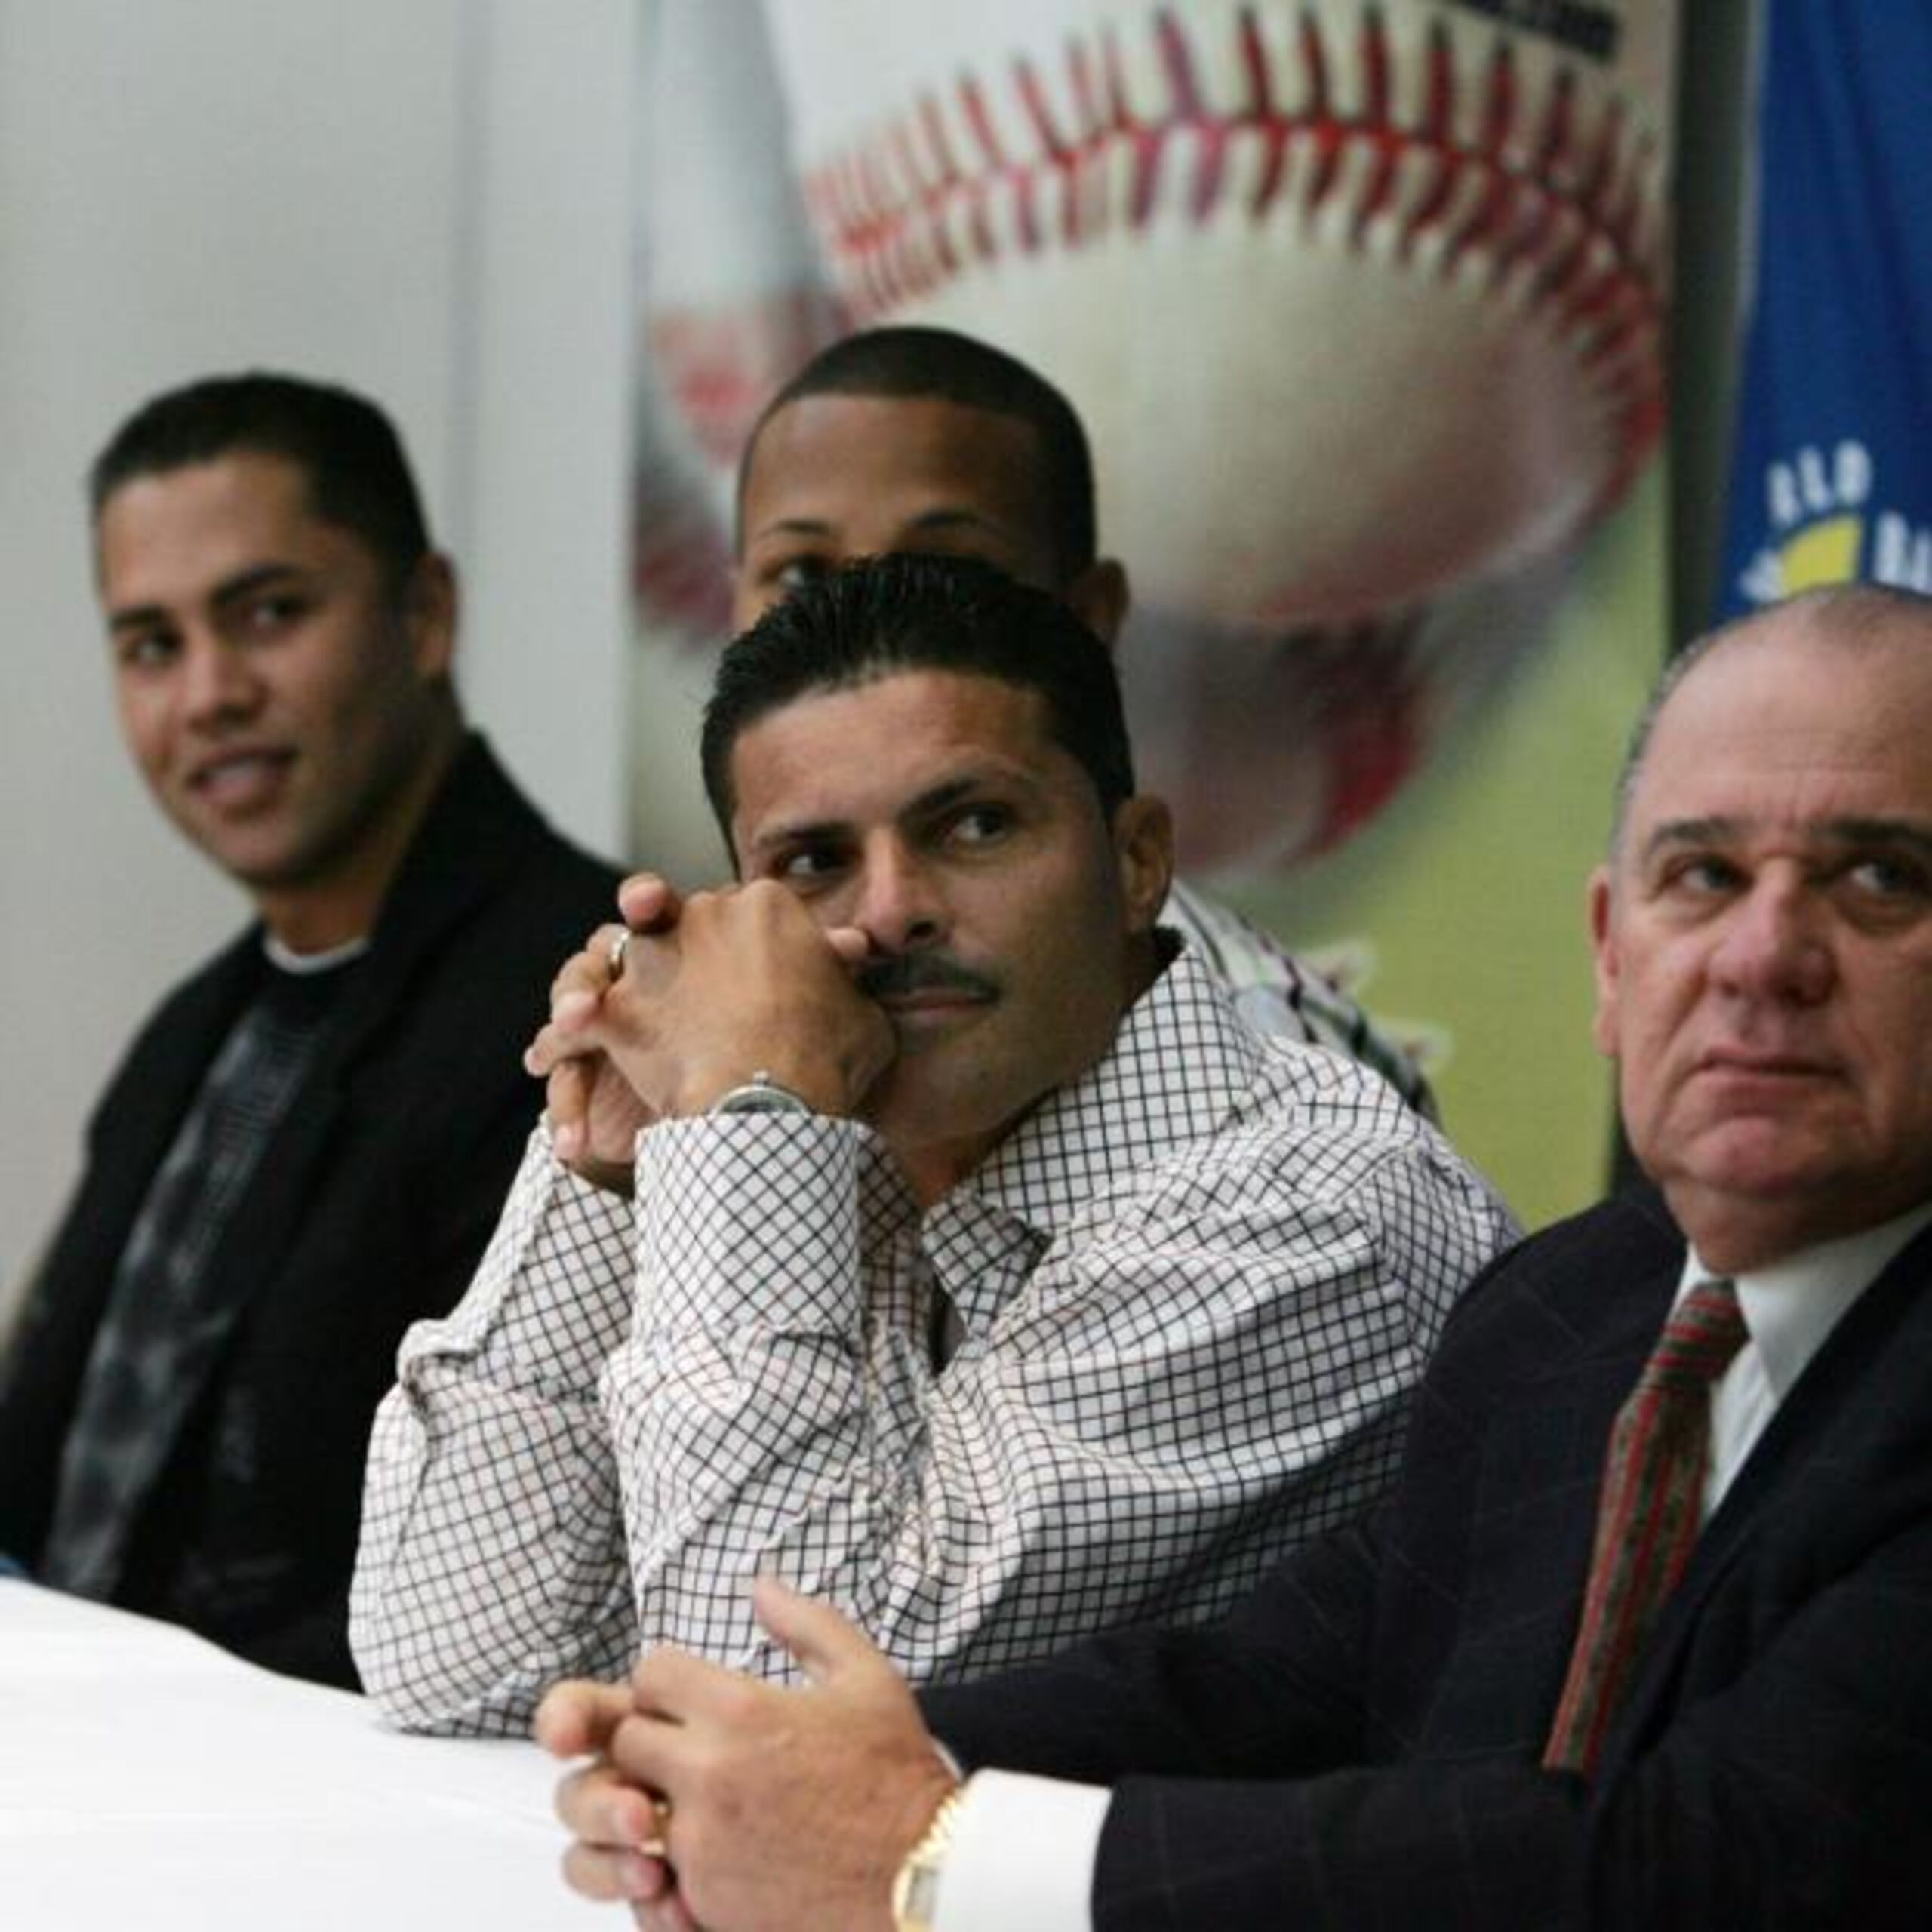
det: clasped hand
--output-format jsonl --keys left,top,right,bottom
{"left": 525, "top": 872, "right": 895, "bottom": 1189}
{"left": 538, "top": 1578, "right": 958, "bottom": 1932}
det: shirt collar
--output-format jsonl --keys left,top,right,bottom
{"left": 947, "top": 946, "right": 1260, "bottom": 1237}
{"left": 262, "top": 931, "right": 371, "bottom": 975}
{"left": 1679, "top": 1199, "right": 1932, "bottom": 1401}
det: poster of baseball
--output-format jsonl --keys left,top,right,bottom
{"left": 626, "top": 0, "right": 1676, "bottom": 1223}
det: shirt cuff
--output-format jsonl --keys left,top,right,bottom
{"left": 933, "top": 1770, "right": 1108, "bottom": 1932}
{"left": 634, "top": 1112, "right": 869, "bottom": 1333}
{"left": 411, "top": 1120, "right": 633, "bottom": 1387}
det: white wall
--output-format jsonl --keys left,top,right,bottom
{"left": 0, "top": 0, "right": 637, "bottom": 1285}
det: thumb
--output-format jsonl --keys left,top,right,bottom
{"left": 751, "top": 1576, "right": 886, "bottom": 1687}
{"left": 533, "top": 1677, "right": 635, "bottom": 1759}
{"left": 618, "top": 872, "right": 682, "bottom": 933}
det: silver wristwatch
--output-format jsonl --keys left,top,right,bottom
{"left": 708, "top": 1069, "right": 814, "bottom": 1117}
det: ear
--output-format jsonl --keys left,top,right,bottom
{"left": 1064, "top": 557, "right": 1130, "bottom": 647}
{"left": 1111, "top": 794, "right": 1174, "bottom": 936}
{"left": 1587, "top": 865, "right": 1620, "bottom": 1058}
{"left": 401, "top": 552, "right": 459, "bottom": 681}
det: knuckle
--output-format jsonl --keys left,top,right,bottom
{"left": 711, "top": 1675, "right": 762, "bottom": 1727}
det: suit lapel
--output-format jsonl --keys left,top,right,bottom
{"left": 1598, "top": 1217, "right": 1932, "bottom": 1774}
{"left": 0, "top": 936, "right": 256, "bottom": 1559}
{"left": 102, "top": 737, "right": 537, "bottom": 1528}
{"left": 14, "top": 937, "right": 256, "bottom": 1395}
{"left": 1513, "top": 1223, "right": 1685, "bottom": 1733}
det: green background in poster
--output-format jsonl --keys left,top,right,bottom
{"left": 1226, "top": 472, "right": 1666, "bottom": 1234}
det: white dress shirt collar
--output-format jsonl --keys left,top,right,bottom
{"left": 1680, "top": 1198, "right": 1932, "bottom": 1401}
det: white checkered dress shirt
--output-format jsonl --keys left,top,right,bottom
{"left": 352, "top": 950, "right": 1514, "bottom": 1735}
{"left": 1163, "top": 881, "right": 1433, "bottom": 1117}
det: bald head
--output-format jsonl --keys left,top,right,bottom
{"left": 1611, "top": 583, "right": 1932, "bottom": 858}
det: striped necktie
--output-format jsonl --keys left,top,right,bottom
{"left": 1543, "top": 1277, "right": 1749, "bottom": 1774}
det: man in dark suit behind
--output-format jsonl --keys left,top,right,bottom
{"left": 543, "top": 580, "right": 1932, "bottom": 1928}
{"left": 0, "top": 374, "right": 618, "bottom": 1687}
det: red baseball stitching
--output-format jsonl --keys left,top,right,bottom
{"left": 800, "top": 5, "right": 1666, "bottom": 514}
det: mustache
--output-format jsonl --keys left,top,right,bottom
{"left": 854, "top": 952, "right": 998, "bottom": 1003}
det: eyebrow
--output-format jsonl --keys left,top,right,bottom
{"left": 1638, "top": 815, "right": 1740, "bottom": 863}
{"left": 106, "top": 561, "right": 309, "bottom": 635}
{"left": 1826, "top": 817, "right": 1932, "bottom": 857}
{"left": 744, "top": 771, "right": 1026, "bottom": 863}
{"left": 1641, "top": 814, "right": 1932, "bottom": 864}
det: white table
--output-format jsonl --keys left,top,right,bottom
{"left": 0, "top": 1582, "right": 604, "bottom": 1927}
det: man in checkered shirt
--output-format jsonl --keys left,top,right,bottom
{"left": 351, "top": 554, "right": 1516, "bottom": 1735}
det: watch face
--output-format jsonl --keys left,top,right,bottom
{"left": 712, "top": 1080, "right": 810, "bottom": 1116}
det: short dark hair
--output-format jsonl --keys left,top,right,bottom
{"left": 737, "top": 326, "right": 1097, "bottom": 579}
{"left": 702, "top": 552, "right": 1135, "bottom": 853}
{"left": 89, "top": 372, "right": 432, "bottom": 590}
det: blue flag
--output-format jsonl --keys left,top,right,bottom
{"left": 1716, "top": 0, "right": 1932, "bottom": 617}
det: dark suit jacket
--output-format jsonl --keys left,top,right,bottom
{"left": 922, "top": 1189, "right": 1932, "bottom": 1927}
{"left": 0, "top": 735, "right": 619, "bottom": 1686}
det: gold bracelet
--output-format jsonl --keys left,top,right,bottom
{"left": 890, "top": 1781, "right": 968, "bottom": 1932}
